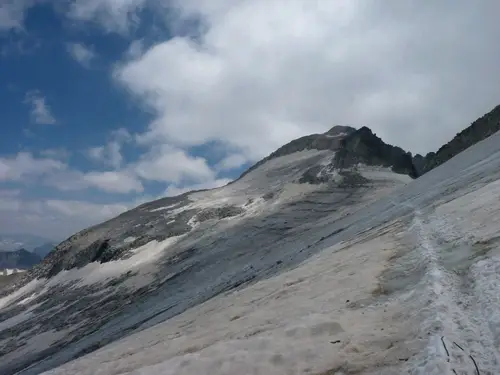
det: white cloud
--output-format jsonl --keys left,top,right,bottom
{"left": 39, "top": 148, "right": 71, "bottom": 161}
{"left": 115, "top": 0, "right": 500, "bottom": 159}
{"left": 0, "top": 195, "right": 130, "bottom": 239}
{"left": 45, "top": 169, "right": 143, "bottom": 194}
{"left": 0, "top": 151, "right": 142, "bottom": 194}
{"left": 126, "top": 39, "right": 144, "bottom": 58}
{"left": 0, "top": 189, "right": 20, "bottom": 198}
{"left": 66, "top": 42, "right": 95, "bottom": 67}
{"left": 2, "top": 0, "right": 149, "bottom": 33}
{"left": 110, "top": 127, "right": 132, "bottom": 142}
{"left": 87, "top": 128, "right": 131, "bottom": 168}
{"left": 66, "top": 0, "right": 147, "bottom": 33}
{"left": 45, "top": 199, "right": 128, "bottom": 219}
{"left": 83, "top": 171, "right": 144, "bottom": 193}
{"left": 87, "top": 143, "right": 122, "bottom": 168}
{"left": 133, "top": 145, "right": 215, "bottom": 184}
{"left": 0, "top": 160, "right": 161, "bottom": 238}
{"left": 0, "top": 0, "right": 34, "bottom": 30}
{"left": 0, "top": 152, "right": 64, "bottom": 181}
{"left": 25, "top": 90, "right": 56, "bottom": 125}
{"left": 216, "top": 154, "right": 247, "bottom": 172}
{"left": 0, "top": 190, "right": 164, "bottom": 239}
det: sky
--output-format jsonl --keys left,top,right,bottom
{"left": 1, "top": 0, "right": 500, "bottom": 241}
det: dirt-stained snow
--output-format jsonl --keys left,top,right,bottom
{"left": 3, "top": 132, "right": 500, "bottom": 374}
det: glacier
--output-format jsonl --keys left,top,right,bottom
{"left": 1, "top": 131, "right": 500, "bottom": 374}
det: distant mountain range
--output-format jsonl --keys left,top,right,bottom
{"left": 0, "top": 234, "right": 56, "bottom": 255}
{"left": 0, "top": 249, "right": 42, "bottom": 271}
{"left": 0, "top": 237, "right": 54, "bottom": 274}
{"left": 33, "top": 243, "right": 56, "bottom": 259}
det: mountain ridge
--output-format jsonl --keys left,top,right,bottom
{"left": 414, "top": 104, "right": 500, "bottom": 175}
{"left": 15, "top": 125, "right": 419, "bottom": 286}
{"left": 0, "top": 248, "right": 42, "bottom": 270}
{"left": 6, "top": 110, "right": 500, "bottom": 290}
{"left": 0, "top": 234, "right": 56, "bottom": 253}
{"left": 2, "top": 107, "right": 500, "bottom": 374}
{"left": 239, "top": 125, "right": 416, "bottom": 181}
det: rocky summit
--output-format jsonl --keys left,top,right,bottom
{"left": 1, "top": 117, "right": 500, "bottom": 374}
{"left": 240, "top": 125, "right": 416, "bottom": 181}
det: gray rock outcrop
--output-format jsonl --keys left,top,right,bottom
{"left": 415, "top": 104, "right": 500, "bottom": 174}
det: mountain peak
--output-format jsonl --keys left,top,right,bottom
{"left": 330, "top": 126, "right": 418, "bottom": 178}
{"left": 324, "top": 125, "right": 357, "bottom": 137}
{"left": 3, "top": 108, "right": 500, "bottom": 374}
{"left": 240, "top": 124, "right": 417, "bottom": 181}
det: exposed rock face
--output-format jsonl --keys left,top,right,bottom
{"left": 5, "top": 124, "right": 416, "bottom": 289}
{"left": 4, "top": 109, "right": 500, "bottom": 374}
{"left": 0, "top": 137, "right": 417, "bottom": 374}
{"left": 412, "top": 153, "right": 427, "bottom": 176}
{"left": 416, "top": 104, "right": 500, "bottom": 174}
{"left": 324, "top": 125, "right": 357, "bottom": 137}
{"left": 240, "top": 125, "right": 417, "bottom": 181}
{"left": 195, "top": 206, "right": 245, "bottom": 223}
{"left": 0, "top": 249, "right": 41, "bottom": 270}
{"left": 4, "top": 120, "right": 500, "bottom": 375}
{"left": 238, "top": 126, "right": 356, "bottom": 179}
{"left": 7, "top": 109, "right": 499, "bottom": 290}
{"left": 23, "top": 193, "right": 196, "bottom": 283}
{"left": 333, "top": 127, "right": 418, "bottom": 178}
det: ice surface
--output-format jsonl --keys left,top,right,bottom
{"left": 4, "top": 133, "right": 500, "bottom": 374}
{"left": 325, "top": 132, "right": 348, "bottom": 138}
{"left": 0, "top": 279, "right": 41, "bottom": 310}
{"left": 123, "top": 237, "right": 136, "bottom": 244}
{"left": 357, "top": 164, "right": 413, "bottom": 184}
{"left": 51, "top": 235, "right": 186, "bottom": 289}
{"left": 150, "top": 202, "right": 182, "bottom": 212}
{"left": 42, "top": 187, "right": 500, "bottom": 374}
{"left": 41, "top": 234, "right": 403, "bottom": 375}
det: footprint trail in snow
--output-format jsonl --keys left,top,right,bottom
{"left": 404, "top": 207, "right": 500, "bottom": 374}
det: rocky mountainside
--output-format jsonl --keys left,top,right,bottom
{"left": 2, "top": 119, "right": 500, "bottom": 374}
{"left": 240, "top": 125, "right": 417, "bottom": 180}
{"left": 414, "top": 104, "right": 500, "bottom": 175}
{"left": 1, "top": 125, "right": 417, "bottom": 291}
{"left": 332, "top": 126, "right": 417, "bottom": 178}
{"left": 0, "top": 249, "right": 41, "bottom": 270}
{"left": 0, "top": 125, "right": 419, "bottom": 374}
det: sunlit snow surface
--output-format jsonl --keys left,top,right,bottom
{"left": 2, "top": 135, "right": 500, "bottom": 374}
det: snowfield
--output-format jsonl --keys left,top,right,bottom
{"left": 2, "top": 132, "right": 500, "bottom": 374}
{"left": 42, "top": 197, "right": 500, "bottom": 375}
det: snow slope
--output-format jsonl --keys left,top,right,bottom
{"left": 43, "top": 173, "right": 500, "bottom": 374}
{"left": 0, "top": 148, "right": 412, "bottom": 374}
{"left": 3, "top": 131, "right": 500, "bottom": 374}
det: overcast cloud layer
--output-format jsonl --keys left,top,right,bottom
{"left": 1, "top": 0, "right": 500, "bottom": 240}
